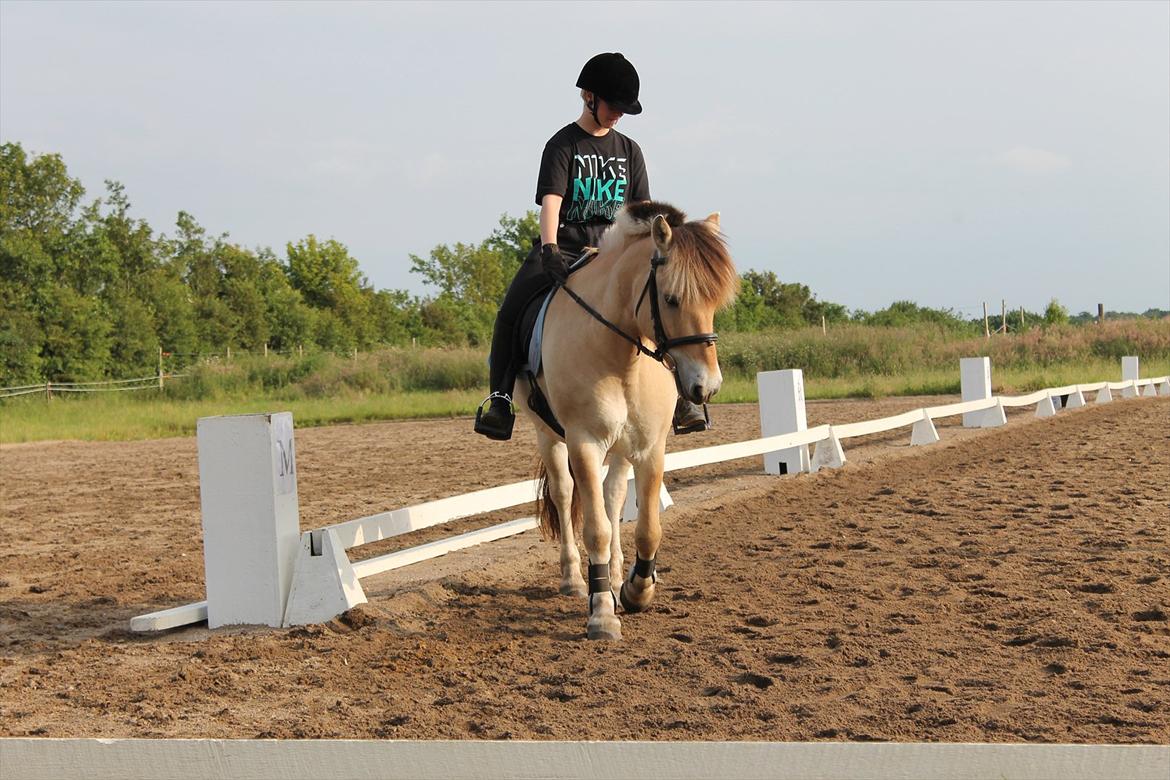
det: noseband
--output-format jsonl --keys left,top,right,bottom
{"left": 558, "top": 250, "right": 719, "bottom": 365}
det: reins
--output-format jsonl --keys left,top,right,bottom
{"left": 557, "top": 249, "right": 718, "bottom": 366}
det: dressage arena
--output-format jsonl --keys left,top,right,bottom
{"left": 1, "top": 394, "right": 1168, "bottom": 750}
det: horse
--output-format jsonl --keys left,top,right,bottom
{"left": 515, "top": 200, "right": 738, "bottom": 640}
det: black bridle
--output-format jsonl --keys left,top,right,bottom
{"left": 557, "top": 249, "right": 719, "bottom": 366}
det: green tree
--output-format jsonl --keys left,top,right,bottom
{"left": 1044, "top": 298, "right": 1069, "bottom": 326}
{"left": 286, "top": 235, "right": 372, "bottom": 347}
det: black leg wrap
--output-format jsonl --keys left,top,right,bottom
{"left": 587, "top": 562, "right": 610, "bottom": 595}
{"left": 632, "top": 556, "right": 656, "bottom": 581}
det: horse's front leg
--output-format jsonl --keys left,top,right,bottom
{"left": 538, "top": 434, "right": 585, "bottom": 597}
{"left": 602, "top": 454, "right": 632, "bottom": 594}
{"left": 568, "top": 439, "right": 621, "bottom": 641}
{"left": 619, "top": 452, "right": 663, "bottom": 614}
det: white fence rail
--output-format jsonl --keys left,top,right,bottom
{"left": 130, "top": 358, "right": 1169, "bottom": 633}
{"left": 0, "top": 373, "right": 185, "bottom": 399}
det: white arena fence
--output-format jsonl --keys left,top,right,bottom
{"left": 130, "top": 356, "right": 1170, "bottom": 633}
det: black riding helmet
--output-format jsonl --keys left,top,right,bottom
{"left": 576, "top": 52, "right": 642, "bottom": 117}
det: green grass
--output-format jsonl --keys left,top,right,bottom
{"left": 0, "top": 389, "right": 487, "bottom": 444}
{"left": 3, "top": 357, "right": 1165, "bottom": 444}
{"left": 3, "top": 321, "right": 1167, "bottom": 444}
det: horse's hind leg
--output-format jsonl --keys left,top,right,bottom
{"left": 619, "top": 453, "right": 663, "bottom": 614}
{"left": 602, "top": 454, "right": 631, "bottom": 594}
{"left": 539, "top": 434, "right": 586, "bottom": 597}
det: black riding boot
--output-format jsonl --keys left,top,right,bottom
{"left": 475, "top": 243, "right": 551, "bottom": 441}
{"left": 673, "top": 395, "right": 711, "bottom": 434}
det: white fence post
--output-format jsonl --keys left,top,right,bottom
{"left": 197, "top": 413, "right": 301, "bottom": 628}
{"left": 960, "top": 357, "right": 992, "bottom": 428}
{"left": 757, "top": 369, "right": 810, "bottom": 475}
{"left": 1035, "top": 394, "right": 1057, "bottom": 419}
{"left": 1122, "top": 356, "right": 1139, "bottom": 382}
{"left": 909, "top": 410, "right": 940, "bottom": 446}
{"left": 1065, "top": 388, "right": 1086, "bottom": 409}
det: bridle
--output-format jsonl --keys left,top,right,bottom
{"left": 557, "top": 249, "right": 719, "bottom": 367}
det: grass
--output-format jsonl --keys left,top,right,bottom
{"left": 0, "top": 390, "right": 487, "bottom": 444}
{"left": 3, "top": 321, "right": 1167, "bottom": 444}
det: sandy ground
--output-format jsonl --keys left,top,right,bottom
{"left": 0, "top": 395, "right": 1167, "bottom": 742}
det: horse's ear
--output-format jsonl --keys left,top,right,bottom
{"left": 705, "top": 212, "right": 721, "bottom": 228}
{"left": 651, "top": 214, "right": 673, "bottom": 254}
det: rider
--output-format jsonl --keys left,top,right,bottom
{"left": 475, "top": 52, "right": 710, "bottom": 441}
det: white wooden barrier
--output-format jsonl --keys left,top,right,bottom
{"left": 3, "top": 738, "right": 1166, "bottom": 780}
{"left": 131, "top": 358, "right": 1169, "bottom": 633}
{"left": 960, "top": 357, "right": 992, "bottom": 427}
{"left": 758, "top": 369, "right": 810, "bottom": 474}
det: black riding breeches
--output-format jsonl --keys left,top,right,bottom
{"left": 489, "top": 244, "right": 552, "bottom": 396}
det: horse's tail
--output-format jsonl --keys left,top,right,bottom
{"left": 536, "top": 458, "right": 581, "bottom": 541}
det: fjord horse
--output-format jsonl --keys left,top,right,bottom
{"left": 516, "top": 201, "right": 738, "bottom": 640}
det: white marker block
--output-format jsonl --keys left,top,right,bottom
{"left": 1121, "top": 381, "right": 1139, "bottom": 399}
{"left": 910, "top": 411, "right": 939, "bottom": 446}
{"left": 980, "top": 398, "right": 1007, "bottom": 428}
{"left": 1035, "top": 394, "right": 1057, "bottom": 419}
{"left": 197, "top": 413, "right": 302, "bottom": 629}
{"left": 284, "top": 528, "right": 366, "bottom": 627}
{"left": 1141, "top": 382, "right": 1158, "bottom": 398}
{"left": 1096, "top": 386, "right": 1113, "bottom": 404}
{"left": 758, "top": 369, "right": 810, "bottom": 475}
{"left": 1122, "top": 356, "right": 1139, "bottom": 382}
{"left": 1064, "top": 389, "right": 1086, "bottom": 409}
{"left": 809, "top": 428, "right": 846, "bottom": 473}
{"left": 960, "top": 358, "right": 993, "bottom": 428}
{"left": 1160, "top": 379, "right": 1170, "bottom": 396}
{"left": 622, "top": 478, "right": 673, "bottom": 523}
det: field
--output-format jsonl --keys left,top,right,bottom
{"left": 3, "top": 319, "right": 1167, "bottom": 444}
{"left": 1, "top": 394, "right": 1167, "bottom": 743}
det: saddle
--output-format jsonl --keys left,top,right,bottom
{"left": 513, "top": 248, "right": 599, "bottom": 438}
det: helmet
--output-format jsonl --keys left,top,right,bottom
{"left": 576, "top": 53, "right": 642, "bottom": 115}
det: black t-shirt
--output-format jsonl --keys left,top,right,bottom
{"left": 535, "top": 123, "right": 650, "bottom": 257}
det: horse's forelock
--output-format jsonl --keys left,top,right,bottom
{"left": 600, "top": 201, "right": 738, "bottom": 310}
{"left": 659, "top": 221, "right": 739, "bottom": 311}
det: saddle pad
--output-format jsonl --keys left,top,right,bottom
{"left": 521, "top": 289, "right": 556, "bottom": 376}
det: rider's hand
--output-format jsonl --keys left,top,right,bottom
{"left": 541, "top": 243, "right": 568, "bottom": 285}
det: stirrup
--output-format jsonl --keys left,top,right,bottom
{"left": 478, "top": 391, "right": 512, "bottom": 408}
{"left": 474, "top": 392, "right": 515, "bottom": 441}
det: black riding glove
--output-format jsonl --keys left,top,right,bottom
{"left": 541, "top": 243, "right": 568, "bottom": 285}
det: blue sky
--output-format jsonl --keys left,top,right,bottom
{"left": 2, "top": 1, "right": 1167, "bottom": 315}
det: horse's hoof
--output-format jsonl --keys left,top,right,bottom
{"left": 586, "top": 615, "right": 622, "bottom": 641}
{"left": 560, "top": 580, "right": 587, "bottom": 598}
{"left": 619, "top": 580, "right": 656, "bottom": 613}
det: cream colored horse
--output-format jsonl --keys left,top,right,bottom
{"left": 515, "top": 201, "right": 738, "bottom": 640}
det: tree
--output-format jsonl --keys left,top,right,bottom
{"left": 1044, "top": 298, "right": 1069, "bottom": 326}
{"left": 286, "top": 235, "right": 372, "bottom": 347}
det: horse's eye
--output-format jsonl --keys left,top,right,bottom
{"left": 664, "top": 295, "right": 680, "bottom": 307}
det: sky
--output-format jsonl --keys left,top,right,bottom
{"left": 2, "top": 0, "right": 1167, "bottom": 316}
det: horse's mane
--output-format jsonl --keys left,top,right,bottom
{"left": 602, "top": 201, "right": 739, "bottom": 309}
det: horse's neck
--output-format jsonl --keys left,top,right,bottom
{"left": 556, "top": 238, "right": 648, "bottom": 373}
{"left": 572, "top": 238, "right": 645, "bottom": 331}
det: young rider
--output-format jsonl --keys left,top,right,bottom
{"left": 475, "top": 52, "right": 709, "bottom": 440}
